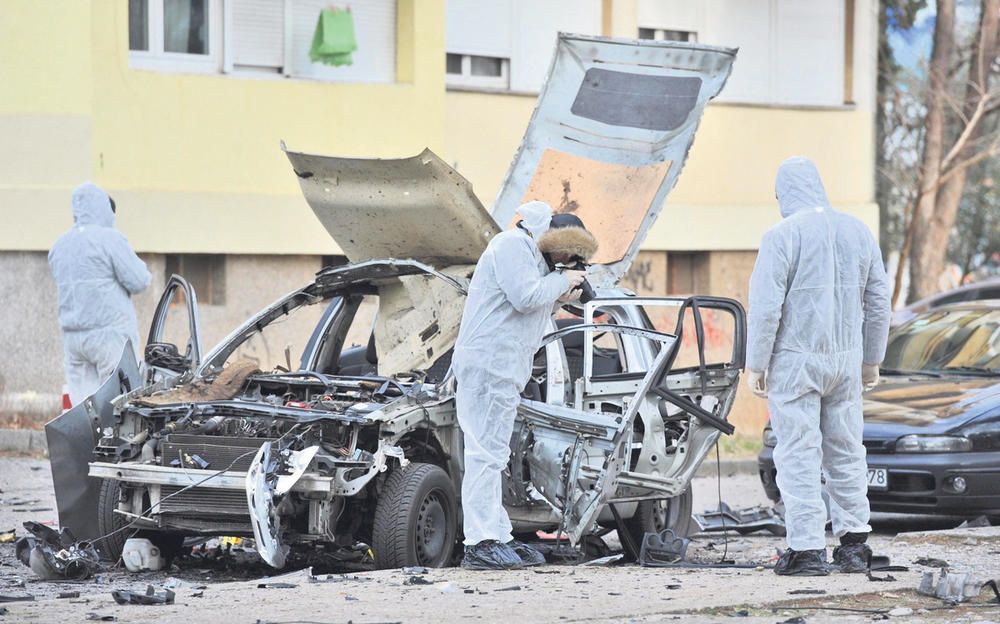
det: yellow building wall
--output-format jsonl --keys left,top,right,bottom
{"left": 1, "top": 0, "right": 445, "bottom": 255}
{"left": 444, "top": 91, "right": 878, "bottom": 249}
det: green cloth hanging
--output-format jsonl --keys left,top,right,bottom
{"left": 309, "top": 8, "right": 358, "bottom": 67}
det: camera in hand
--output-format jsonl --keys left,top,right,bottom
{"left": 554, "top": 258, "right": 596, "bottom": 304}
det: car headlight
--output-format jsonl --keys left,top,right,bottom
{"left": 894, "top": 434, "right": 972, "bottom": 453}
{"left": 762, "top": 426, "right": 777, "bottom": 448}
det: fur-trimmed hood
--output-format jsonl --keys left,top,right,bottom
{"left": 537, "top": 225, "right": 598, "bottom": 262}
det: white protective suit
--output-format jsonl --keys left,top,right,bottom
{"left": 747, "top": 157, "right": 891, "bottom": 551}
{"left": 453, "top": 201, "right": 570, "bottom": 545}
{"left": 49, "top": 182, "right": 151, "bottom": 406}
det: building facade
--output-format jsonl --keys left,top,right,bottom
{"left": 0, "top": 0, "right": 878, "bottom": 435}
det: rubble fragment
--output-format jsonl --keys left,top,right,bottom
{"left": 110, "top": 585, "right": 175, "bottom": 605}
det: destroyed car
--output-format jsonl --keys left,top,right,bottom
{"left": 759, "top": 301, "right": 1000, "bottom": 521}
{"left": 47, "top": 34, "right": 743, "bottom": 568}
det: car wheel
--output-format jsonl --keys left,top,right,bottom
{"left": 96, "top": 478, "right": 130, "bottom": 561}
{"left": 373, "top": 462, "right": 458, "bottom": 569}
{"left": 624, "top": 488, "right": 694, "bottom": 547}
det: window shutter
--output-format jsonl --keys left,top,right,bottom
{"left": 288, "top": 0, "right": 396, "bottom": 83}
{"left": 446, "top": 0, "right": 511, "bottom": 57}
{"left": 231, "top": 0, "right": 285, "bottom": 69}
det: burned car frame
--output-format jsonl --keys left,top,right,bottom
{"left": 44, "top": 34, "right": 743, "bottom": 568}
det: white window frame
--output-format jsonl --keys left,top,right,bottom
{"left": 445, "top": 53, "right": 510, "bottom": 90}
{"left": 637, "top": 27, "right": 698, "bottom": 43}
{"left": 129, "top": 0, "right": 224, "bottom": 74}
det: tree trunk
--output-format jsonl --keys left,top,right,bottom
{"left": 907, "top": 0, "right": 955, "bottom": 302}
{"left": 922, "top": 0, "right": 1000, "bottom": 290}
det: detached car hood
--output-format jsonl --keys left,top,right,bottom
{"left": 491, "top": 34, "right": 736, "bottom": 287}
{"left": 864, "top": 376, "right": 1000, "bottom": 436}
{"left": 284, "top": 145, "right": 500, "bottom": 268}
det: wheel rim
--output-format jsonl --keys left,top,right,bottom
{"left": 415, "top": 488, "right": 450, "bottom": 564}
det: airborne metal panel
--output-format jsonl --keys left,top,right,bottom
{"left": 491, "top": 34, "right": 737, "bottom": 287}
{"left": 283, "top": 146, "right": 501, "bottom": 268}
{"left": 45, "top": 342, "right": 141, "bottom": 541}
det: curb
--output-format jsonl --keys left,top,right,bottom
{"left": 694, "top": 458, "right": 758, "bottom": 478}
{"left": 0, "top": 429, "right": 47, "bottom": 453}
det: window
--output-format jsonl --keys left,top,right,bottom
{"left": 128, "top": 0, "right": 223, "bottom": 73}
{"left": 667, "top": 252, "right": 708, "bottom": 295}
{"left": 638, "top": 27, "right": 697, "bottom": 42}
{"left": 445, "top": 53, "right": 509, "bottom": 89}
{"left": 165, "top": 254, "right": 226, "bottom": 305}
{"left": 128, "top": 0, "right": 397, "bottom": 83}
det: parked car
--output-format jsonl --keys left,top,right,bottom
{"left": 46, "top": 34, "right": 744, "bottom": 569}
{"left": 759, "top": 302, "right": 1000, "bottom": 520}
{"left": 891, "top": 277, "right": 1000, "bottom": 327}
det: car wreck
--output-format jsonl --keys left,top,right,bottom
{"left": 46, "top": 34, "right": 743, "bottom": 569}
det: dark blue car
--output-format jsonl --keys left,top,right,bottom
{"left": 759, "top": 301, "right": 1000, "bottom": 520}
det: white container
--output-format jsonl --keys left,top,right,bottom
{"left": 122, "top": 538, "right": 165, "bottom": 572}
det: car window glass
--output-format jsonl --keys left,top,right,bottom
{"left": 883, "top": 309, "right": 1000, "bottom": 371}
{"left": 160, "top": 288, "right": 195, "bottom": 359}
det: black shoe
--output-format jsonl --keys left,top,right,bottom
{"left": 506, "top": 540, "right": 545, "bottom": 567}
{"left": 774, "top": 549, "right": 830, "bottom": 576}
{"left": 461, "top": 540, "right": 524, "bottom": 570}
{"left": 832, "top": 542, "right": 872, "bottom": 573}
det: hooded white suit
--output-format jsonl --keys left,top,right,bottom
{"left": 49, "top": 182, "right": 151, "bottom": 406}
{"left": 453, "top": 201, "right": 570, "bottom": 546}
{"left": 747, "top": 157, "right": 891, "bottom": 551}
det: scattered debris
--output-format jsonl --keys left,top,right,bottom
{"left": 256, "top": 582, "right": 297, "bottom": 589}
{"left": 532, "top": 569, "right": 561, "bottom": 574}
{"left": 405, "top": 576, "right": 434, "bottom": 585}
{"left": 887, "top": 607, "right": 913, "bottom": 617}
{"left": 58, "top": 591, "right": 80, "bottom": 599}
{"left": 497, "top": 586, "right": 522, "bottom": 591}
{"left": 775, "top": 617, "right": 806, "bottom": 624}
{"left": 917, "top": 570, "right": 995, "bottom": 603}
{"left": 163, "top": 577, "right": 208, "bottom": 590}
{"left": 111, "top": 585, "right": 176, "bottom": 605}
{"left": 122, "top": 537, "right": 165, "bottom": 572}
{"left": 914, "top": 557, "right": 949, "bottom": 568}
{"left": 0, "top": 594, "right": 34, "bottom": 603}
{"left": 402, "top": 566, "right": 428, "bottom": 574}
{"left": 788, "top": 589, "right": 826, "bottom": 595}
{"left": 85, "top": 613, "right": 116, "bottom": 621}
{"left": 582, "top": 553, "right": 625, "bottom": 567}
{"left": 694, "top": 503, "right": 786, "bottom": 536}
{"left": 0, "top": 529, "right": 14, "bottom": 543}
{"left": 0, "top": 607, "right": 6, "bottom": 615}
{"left": 14, "top": 521, "right": 101, "bottom": 580}
{"left": 639, "top": 528, "right": 690, "bottom": 566}
{"left": 956, "top": 516, "right": 991, "bottom": 529}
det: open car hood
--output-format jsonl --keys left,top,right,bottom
{"left": 283, "top": 144, "right": 500, "bottom": 268}
{"left": 491, "top": 34, "right": 736, "bottom": 287}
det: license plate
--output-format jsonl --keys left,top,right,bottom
{"left": 867, "top": 468, "right": 888, "bottom": 491}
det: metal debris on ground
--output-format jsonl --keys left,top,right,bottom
{"left": 914, "top": 557, "right": 950, "bottom": 568}
{"left": 57, "top": 591, "right": 80, "bottom": 599}
{"left": 110, "top": 585, "right": 176, "bottom": 605}
{"left": 956, "top": 516, "right": 991, "bottom": 528}
{"left": 581, "top": 553, "right": 625, "bottom": 567}
{"left": 496, "top": 585, "right": 521, "bottom": 591}
{"left": 0, "top": 529, "right": 14, "bottom": 543}
{"left": 14, "top": 521, "right": 102, "bottom": 580}
{"left": 918, "top": 570, "right": 998, "bottom": 603}
{"left": 256, "top": 582, "right": 297, "bottom": 589}
{"left": 638, "top": 528, "right": 690, "bottom": 566}
{"left": 85, "top": 613, "right": 116, "bottom": 621}
{"left": 404, "top": 575, "right": 434, "bottom": 585}
{"left": 0, "top": 594, "right": 34, "bottom": 603}
{"left": 693, "top": 502, "right": 786, "bottom": 536}
{"left": 401, "top": 566, "right": 428, "bottom": 574}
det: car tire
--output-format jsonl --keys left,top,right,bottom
{"left": 373, "top": 462, "right": 458, "bottom": 569}
{"left": 624, "top": 488, "right": 694, "bottom": 547}
{"left": 96, "top": 478, "right": 129, "bottom": 561}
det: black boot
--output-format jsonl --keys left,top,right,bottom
{"left": 461, "top": 540, "right": 524, "bottom": 570}
{"left": 832, "top": 532, "right": 871, "bottom": 573}
{"left": 774, "top": 548, "right": 830, "bottom": 576}
{"left": 506, "top": 540, "right": 545, "bottom": 566}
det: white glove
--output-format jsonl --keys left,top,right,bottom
{"left": 747, "top": 369, "right": 767, "bottom": 398}
{"left": 862, "top": 363, "right": 879, "bottom": 392}
{"left": 562, "top": 270, "right": 587, "bottom": 290}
